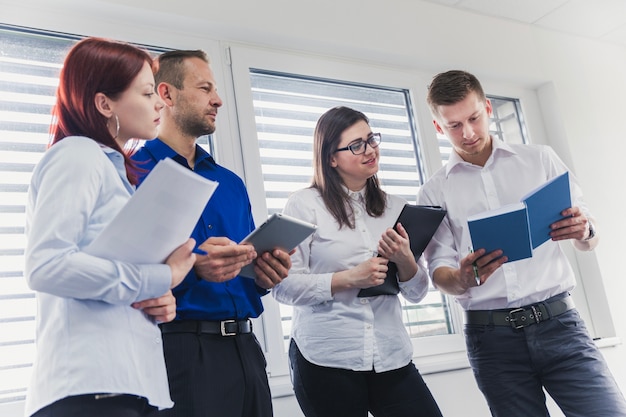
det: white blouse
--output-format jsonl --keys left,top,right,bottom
{"left": 24, "top": 137, "right": 173, "bottom": 416}
{"left": 273, "top": 187, "right": 429, "bottom": 372}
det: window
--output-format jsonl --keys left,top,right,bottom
{"left": 227, "top": 45, "right": 468, "bottom": 376}
{"left": 246, "top": 73, "right": 540, "bottom": 354}
{"left": 0, "top": 26, "right": 75, "bottom": 404}
{"left": 248, "top": 70, "right": 454, "bottom": 351}
{"left": 0, "top": 25, "right": 169, "bottom": 406}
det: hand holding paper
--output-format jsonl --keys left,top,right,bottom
{"left": 84, "top": 157, "right": 219, "bottom": 264}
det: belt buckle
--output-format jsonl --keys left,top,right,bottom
{"left": 507, "top": 308, "right": 527, "bottom": 329}
{"left": 220, "top": 319, "right": 237, "bottom": 336}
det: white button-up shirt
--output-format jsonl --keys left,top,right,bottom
{"left": 418, "top": 139, "right": 589, "bottom": 310}
{"left": 24, "top": 136, "right": 173, "bottom": 416}
{"left": 273, "top": 187, "right": 429, "bottom": 372}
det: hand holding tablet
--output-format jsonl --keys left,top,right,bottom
{"left": 239, "top": 213, "right": 317, "bottom": 279}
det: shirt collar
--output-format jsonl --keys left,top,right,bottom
{"left": 445, "top": 136, "right": 517, "bottom": 177}
{"left": 342, "top": 185, "right": 366, "bottom": 204}
{"left": 143, "top": 138, "right": 216, "bottom": 168}
{"left": 99, "top": 143, "right": 134, "bottom": 194}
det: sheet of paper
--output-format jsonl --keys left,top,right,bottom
{"left": 85, "top": 157, "right": 218, "bottom": 263}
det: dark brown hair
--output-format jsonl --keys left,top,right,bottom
{"left": 311, "top": 106, "right": 386, "bottom": 229}
{"left": 155, "top": 50, "right": 208, "bottom": 88}
{"left": 426, "top": 70, "right": 486, "bottom": 117}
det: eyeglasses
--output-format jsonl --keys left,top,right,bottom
{"left": 334, "top": 133, "right": 382, "bottom": 155}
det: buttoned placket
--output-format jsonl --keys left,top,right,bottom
{"left": 350, "top": 190, "right": 376, "bottom": 366}
{"left": 479, "top": 165, "right": 521, "bottom": 301}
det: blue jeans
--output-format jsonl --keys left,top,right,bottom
{"left": 465, "top": 308, "right": 626, "bottom": 417}
{"left": 289, "top": 339, "right": 443, "bottom": 417}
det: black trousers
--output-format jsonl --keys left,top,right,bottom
{"left": 153, "top": 331, "right": 272, "bottom": 417}
{"left": 289, "top": 339, "right": 443, "bottom": 417}
{"left": 31, "top": 394, "right": 157, "bottom": 417}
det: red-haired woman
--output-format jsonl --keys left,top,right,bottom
{"left": 24, "top": 37, "right": 196, "bottom": 417}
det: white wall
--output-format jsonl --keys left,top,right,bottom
{"left": 2, "top": 1, "right": 625, "bottom": 416}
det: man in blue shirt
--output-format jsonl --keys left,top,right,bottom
{"left": 132, "top": 50, "right": 292, "bottom": 417}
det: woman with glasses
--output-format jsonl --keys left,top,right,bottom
{"left": 273, "top": 106, "right": 443, "bottom": 417}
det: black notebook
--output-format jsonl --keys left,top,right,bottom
{"left": 358, "top": 204, "right": 447, "bottom": 297}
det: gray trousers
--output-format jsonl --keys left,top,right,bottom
{"left": 465, "top": 308, "right": 626, "bottom": 417}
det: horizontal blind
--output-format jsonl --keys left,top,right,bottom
{"left": 0, "top": 25, "right": 171, "bottom": 405}
{"left": 248, "top": 70, "right": 453, "bottom": 349}
{"left": 0, "top": 26, "right": 74, "bottom": 404}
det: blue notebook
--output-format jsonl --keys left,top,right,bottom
{"left": 467, "top": 172, "right": 571, "bottom": 263}
{"left": 467, "top": 202, "right": 532, "bottom": 263}
{"left": 522, "top": 171, "right": 571, "bottom": 248}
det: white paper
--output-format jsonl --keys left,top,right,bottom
{"left": 85, "top": 157, "right": 218, "bottom": 263}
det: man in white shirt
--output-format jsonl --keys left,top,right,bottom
{"left": 418, "top": 69, "right": 626, "bottom": 417}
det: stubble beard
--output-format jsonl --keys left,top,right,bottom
{"left": 174, "top": 97, "right": 217, "bottom": 138}
{"left": 175, "top": 111, "right": 216, "bottom": 139}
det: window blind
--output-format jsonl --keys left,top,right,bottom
{"left": 0, "top": 25, "right": 171, "bottom": 405}
{"left": 0, "top": 26, "right": 75, "bottom": 404}
{"left": 248, "top": 70, "right": 454, "bottom": 348}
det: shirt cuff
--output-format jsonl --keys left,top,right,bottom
{"left": 136, "top": 263, "right": 172, "bottom": 301}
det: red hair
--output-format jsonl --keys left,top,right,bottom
{"left": 51, "top": 37, "right": 155, "bottom": 185}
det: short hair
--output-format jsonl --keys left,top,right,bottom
{"left": 426, "top": 70, "right": 486, "bottom": 116}
{"left": 155, "top": 50, "right": 209, "bottom": 88}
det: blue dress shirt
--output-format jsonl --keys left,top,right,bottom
{"left": 132, "top": 139, "right": 267, "bottom": 321}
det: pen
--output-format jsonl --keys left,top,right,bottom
{"left": 468, "top": 246, "right": 480, "bottom": 286}
{"left": 193, "top": 248, "right": 208, "bottom": 256}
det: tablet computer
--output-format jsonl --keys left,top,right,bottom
{"left": 239, "top": 213, "right": 317, "bottom": 279}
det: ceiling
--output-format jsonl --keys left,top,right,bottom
{"left": 420, "top": 0, "right": 626, "bottom": 47}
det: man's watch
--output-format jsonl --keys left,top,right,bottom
{"left": 584, "top": 221, "right": 596, "bottom": 241}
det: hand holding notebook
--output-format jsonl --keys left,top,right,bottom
{"left": 358, "top": 204, "right": 447, "bottom": 297}
{"left": 467, "top": 171, "right": 571, "bottom": 263}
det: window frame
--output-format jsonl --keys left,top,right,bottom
{"left": 223, "top": 43, "right": 468, "bottom": 377}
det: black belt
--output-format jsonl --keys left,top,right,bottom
{"left": 465, "top": 293, "right": 575, "bottom": 329}
{"left": 160, "top": 319, "right": 252, "bottom": 336}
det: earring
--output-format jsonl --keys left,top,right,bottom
{"left": 110, "top": 114, "right": 120, "bottom": 139}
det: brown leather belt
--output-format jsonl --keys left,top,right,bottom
{"left": 160, "top": 319, "right": 252, "bottom": 336}
{"left": 465, "top": 293, "right": 574, "bottom": 329}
